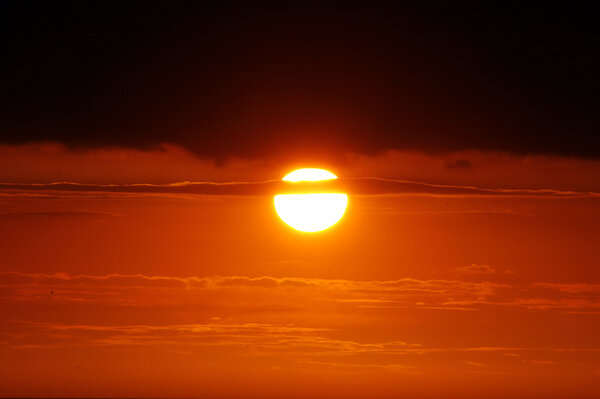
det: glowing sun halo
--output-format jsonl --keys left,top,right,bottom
{"left": 274, "top": 168, "right": 348, "bottom": 232}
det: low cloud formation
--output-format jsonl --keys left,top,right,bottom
{"left": 2, "top": 271, "right": 599, "bottom": 314}
{"left": 2, "top": 271, "right": 599, "bottom": 390}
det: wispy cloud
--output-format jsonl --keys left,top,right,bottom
{"left": 3, "top": 269, "right": 600, "bottom": 380}
{"left": 463, "top": 360, "right": 488, "bottom": 367}
{"left": 3, "top": 270, "right": 599, "bottom": 376}
{"left": 2, "top": 271, "right": 599, "bottom": 313}
{"left": 1, "top": 177, "right": 599, "bottom": 198}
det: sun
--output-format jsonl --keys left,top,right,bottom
{"left": 274, "top": 168, "right": 348, "bottom": 232}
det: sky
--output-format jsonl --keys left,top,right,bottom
{"left": 1, "top": 2, "right": 600, "bottom": 398}
{"left": 2, "top": 2, "right": 599, "bottom": 158}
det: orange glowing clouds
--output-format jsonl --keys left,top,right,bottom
{"left": 274, "top": 168, "right": 348, "bottom": 232}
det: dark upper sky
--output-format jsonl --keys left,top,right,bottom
{"left": 2, "top": 2, "right": 598, "bottom": 159}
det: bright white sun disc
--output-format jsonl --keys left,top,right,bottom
{"left": 282, "top": 168, "right": 337, "bottom": 182}
{"left": 275, "top": 168, "right": 348, "bottom": 232}
{"left": 274, "top": 193, "right": 348, "bottom": 232}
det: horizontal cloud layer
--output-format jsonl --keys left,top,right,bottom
{"left": 2, "top": 178, "right": 599, "bottom": 198}
{"left": 2, "top": 270, "right": 599, "bottom": 390}
{"left": 2, "top": 271, "right": 599, "bottom": 314}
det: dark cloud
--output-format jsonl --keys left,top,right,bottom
{"left": 1, "top": 2, "right": 599, "bottom": 159}
{"left": 445, "top": 159, "right": 473, "bottom": 170}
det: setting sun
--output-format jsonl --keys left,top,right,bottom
{"left": 274, "top": 168, "right": 348, "bottom": 232}
{"left": 3, "top": 4, "right": 599, "bottom": 398}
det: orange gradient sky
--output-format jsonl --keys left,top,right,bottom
{"left": 1, "top": 144, "right": 600, "bottom": 398}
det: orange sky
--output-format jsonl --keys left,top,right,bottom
{"left": 1, "top": 144, "right": 600, "bottom": 398}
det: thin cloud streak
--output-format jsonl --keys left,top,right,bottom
{"left": 1, "top": 177, "right": 599, "bottom": 198}
{"left": 5, "top": 320, "right": 599, "bottom": 357}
